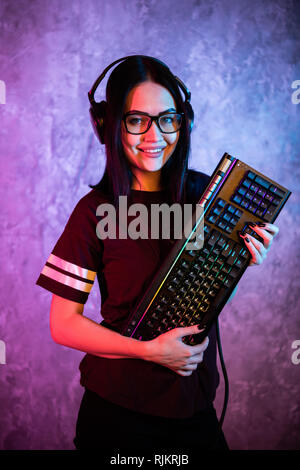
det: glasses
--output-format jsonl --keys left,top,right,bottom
{"left": 123, "top": 112, "right": 183, "bottom": 135}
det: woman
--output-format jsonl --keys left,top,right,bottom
{"left": 36, "top": 56, "right": 278, "bottom": 450}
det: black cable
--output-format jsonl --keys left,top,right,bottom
{"left": 216, "top": 318, "right": 229, "bottom": 428}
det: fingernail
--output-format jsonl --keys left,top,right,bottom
{"left": 245, "top": 237, "right": 250, "bottom": 242}
{"left": 198, "top": 325, "right": 204, "bottom": 331}
{"left": 257, "top": 222, "right": 266, "bottom": 227}
{"left": 248, "top": 222, "right": 256, "bottom": 228}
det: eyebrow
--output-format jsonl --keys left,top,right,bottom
{"left": 126, "top": 108, "right": 177, "bottom": 115}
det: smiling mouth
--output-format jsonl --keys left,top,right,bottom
{"left": 138, "top": 148, "right": 165, "bottom": 155}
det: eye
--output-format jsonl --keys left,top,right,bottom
{"left": 160, "top": 115, "right": 174, "bottom": 124}
{"left": 127, "top": 116, "right": 143, "bottom": 125}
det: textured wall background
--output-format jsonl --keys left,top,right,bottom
{"left": 0, "top": 0, "right": 299, "bottom": 450}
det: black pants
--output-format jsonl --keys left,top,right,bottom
{"left": 73, "top": 388, "right": 229, "bottom": 451}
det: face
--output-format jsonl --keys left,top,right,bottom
{"left": 121, "top": 81, "right": 180, "bottom": 188}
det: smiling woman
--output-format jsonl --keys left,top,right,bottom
{"left": 36, "top": 55, "right": 278, "bottom": 451}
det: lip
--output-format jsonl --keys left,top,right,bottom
{"left": 137, "top": 147, "right": 166, "bottom": 157}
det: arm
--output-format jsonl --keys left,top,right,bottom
{"left": 50, "top": 294, "right": 209, "bottom": 377}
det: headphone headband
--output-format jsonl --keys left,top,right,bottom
{"left": 88, "top": 55, "right": 191, "bottom": 105}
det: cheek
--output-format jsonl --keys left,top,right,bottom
{"left": 121, "top": 128, "right": 139, "bottom": 153}
{"left": 166, "top": 132, "right": 180, "bottom": 149}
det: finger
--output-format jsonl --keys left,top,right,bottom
{"left": 190, "top": 337, "right": 209, "bottom": 355}
{"left": 173, "top": 324, "right": 204, "bottom": 339}
{"left": 188, "top": 352, "right": 205, "bottom": 364}
{"left": 239, "top": 233, "right": 264, "bottom": 265}
{"left": 249, "top": 224, "right": 273, "bottom": 249}
{"left": 256, "top": 222, "right": 279, "bottom": 237}
{"left": 176, "top": 369, "right": 194, "bottom": 377}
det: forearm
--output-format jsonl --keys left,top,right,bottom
{"left": 51, "top": 312, "right": 149, "bottom": 361}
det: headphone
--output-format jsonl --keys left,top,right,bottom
{"left": 88, "top": 55, "right": 194, "bottom": 144}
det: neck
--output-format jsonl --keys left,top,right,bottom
{"left": 131, "top": 170, "right": 164, "bottom": 191}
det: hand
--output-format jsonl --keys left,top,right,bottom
{"left": 239, "top": 222, "right": 279, "bottom": 266}
{"left": 145, "top": 325, "right": 209, "bottom": 377}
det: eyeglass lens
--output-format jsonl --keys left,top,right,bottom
{"left": 125, "top": 113, "right": 182, "bottom": 134}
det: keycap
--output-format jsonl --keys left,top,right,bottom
{"left": 217, "top": 198, "right": 226, "bottom": 207}
{"left": 254, "top": 176, "right": 270, "bottom": 189}
{"left": 257, "top": 188, "right": 266, "bottom": 198}
{"left": 263, "top": 204, "right": 277, "bottom": 221}
{"left": 233, "top": 195, "right": 242, "bottom": 204}
{"left": 227, "top": 205, "right": 236, "bottom": 214}
{"left": 217, "top": 220, "right": 227, "bottom": 230}
{"left": 247, "top": 171, "right": 256, "bottom": 180}
{"left": 242, "top": 179, "right": 251, "bottom": 188}
{"left": 235, "top": 209, "right": 243, "bottom": 217}
{"left": 221, "top": 240, "right": 236, "bottom": 258}
{"left": 207, "top": 230, "right": 221, "bottom": 246}
{"left": 269, "top": 185, "right": 285, "bottom": 198}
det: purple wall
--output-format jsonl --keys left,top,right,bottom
{"left": 0, "top": 0, "right": 299, "bottom": 450}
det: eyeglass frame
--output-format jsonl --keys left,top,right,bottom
{"left": 122, "top": 111, "right": 184, "bottom": 135}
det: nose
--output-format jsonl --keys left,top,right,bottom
{"left": 143, "top": 120, "right": 163, "bottom": 141}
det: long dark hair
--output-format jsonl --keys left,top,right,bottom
{"left": 89, "top": 56, "right": 192, "bottom": 207}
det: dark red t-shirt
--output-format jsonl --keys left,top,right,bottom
{"left": 36, "top": 170, "right": 220, "bottom": 418}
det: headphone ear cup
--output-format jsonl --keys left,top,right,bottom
{"left": 89, "top": 100, "right": 107, "bottom": 144}
{"left": 185, "top": 101, "right": 194, "bottom": 132}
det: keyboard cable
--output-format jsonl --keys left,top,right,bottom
{"left": 216, "top": 317, "right": 229, "bottom": 428}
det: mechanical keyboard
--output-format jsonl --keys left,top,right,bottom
{"left": 122, "top": 153, "right": 291, "bottom": 345}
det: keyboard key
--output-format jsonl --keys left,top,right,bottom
{"left": 250, "top": 183, "right": 259, "bottom": 192}
{"left": 256, "top": 208, "right": 265, "bottom": 217}
{"left": 223, "top": 212, "right": 232, "bottom": 222}
{"left": 208, "top": 214, "right": 218, "bottom": 224}
{"left": 254, "top": 175, "right": 270, "bottom": 189}
{"left": 240, "top": 200, "right": 249, "bottom": 209}
{"left": 222, "top": 240, "right": 236, "bottom": 258}
{"left": 227, "top": 247, "right": 239, "bottom": 266}
{"left": 235, "top": 209, "right": 243, "bottom": 217}
{"left": 260, "top": 200, "right": 268, "bottom": 209}
{"left": 213, "top": 206, "right": 223, "bottom": 216}
{"left": 217, "top": 198, "right": 226, "bottom": 207}
{"left": 230, "top": 216, "right": 239, "bottom": 225}
{"left": 257, "top": 188, "right": 266, "bottom": 198}
{"left": 229, "top": 266, "right": 240, "bottom": 278}
{"left": 242, "top": 179, "right": 251, "bottom": 188}
{"left": 223, "top": 276, "right": 235, "bottom": 288}
{"left": 272, "top": 197, "right": 280, "bottom": 206}
{"left": 224, "top": 225, "right": 233, "bottom": 234}
{"left": 248, "top": 204, "right": 257, "bottom": 213}
{"left": 247, "top": 171, "right": 255, "bottom": 180}
{"left": 269, "top": 185, "right": 285, "bottom": 198}
{"left": 217, "top": 220, "right": 227, "bottom": 230}
{"left": 264, "top": 193, "right": 273, "bottom": 203}
{"left": 207, "top": 230, "right": 221, "bottom": 246}
{"left": 253, "top": 196, "right": 261, "bottom": 205}
{"left": 238, "top": 187, "right": 247, "bottom": 196}
{"left": 233, "top": 195, "right": 242, "bottom": 204}
{"left": 263, "top": 204, "right": 277, "bottom": 221}
{"left": 245, "top": 191, "right": 254, "bottom": 200}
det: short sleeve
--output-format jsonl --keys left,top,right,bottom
{"left": 36, "top": 192, "right": 103, "bottom": 304}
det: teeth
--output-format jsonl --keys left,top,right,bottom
{"left": 141, "top": 148, "right": 164, "bottom": 153}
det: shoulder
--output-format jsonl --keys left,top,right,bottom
{"left": 65, "top": 188, "right": 111, "bottom": 230}
{"left": 184, "top": 168, "right": 210, "bottom": 204}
